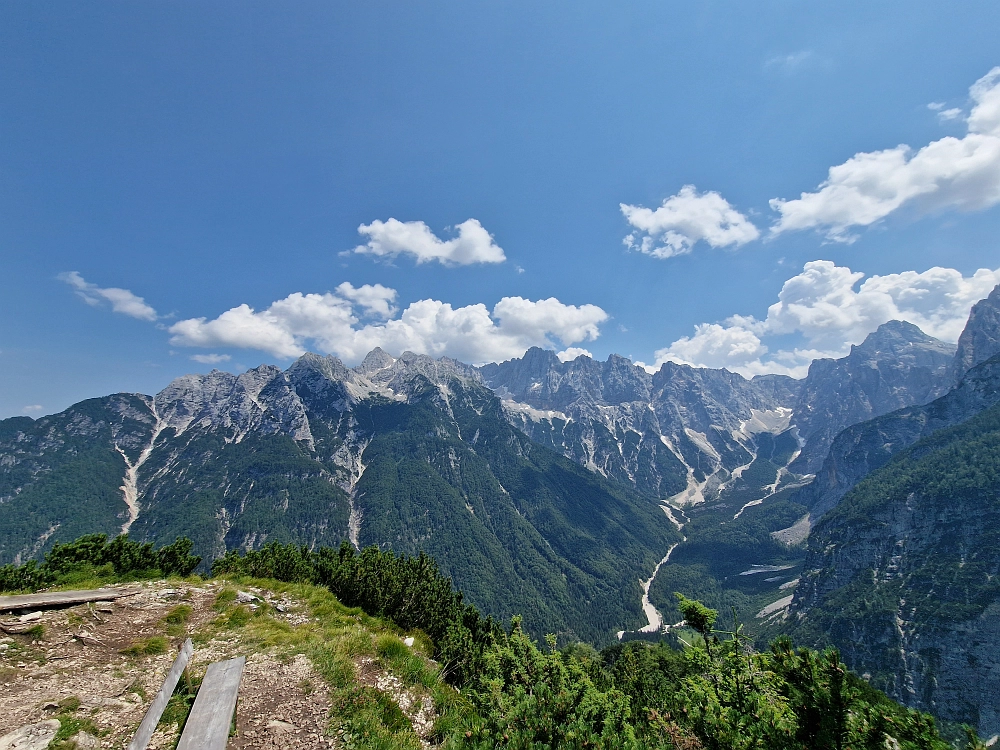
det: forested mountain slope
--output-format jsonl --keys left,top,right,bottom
{"left": 794, "top": 353, "right": 1000, "bottom": 521}
{"left": 785, "top": 401, "right": 1000, "bottom": 737}
{"left": 0, "top": 351, "right": 678, "bottom": 643}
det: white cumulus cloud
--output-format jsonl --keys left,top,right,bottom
{"left": 334, "top": 282, "right": 397, "bottom": 318}
{"left": 771, "top": 67, "right": 1000, "bottom": 241}
{"left": 657, "top": 322, "right": 770, "bottom": 373}
{"left": 654, "top": 260, "right": 1000, "bottom": 377}
{"left": 350, "top": 218, "right": 506, "bottom": 266}
{"left": 169, "top": 287, "right": 607, "bottom": 365}
{"left": 59, "top": 271, "right": 158, "bottom": 321}
{"left": 557, "top": 347, "right": 594, "bottom": 362}
{"left": 621, "top": 185, "right": 760, "bottom": 259}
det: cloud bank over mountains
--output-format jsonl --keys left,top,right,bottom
{"left": 167, "top": 285, "right": 607, "bottom": 365}
{"left": 770, "top": 66, "right": 1000, "bottom": 242}
{"left": 62, "top": 260, "right": 999, "bottom": 379}
{"left": 653, "top": 261, "right": 1000, "bottom": 377}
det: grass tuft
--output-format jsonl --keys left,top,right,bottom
{"left": 120, "top": 636, "right": 168, "bottom": 657}
{"left": 162, "top": 604, "right": 193, "bottom": 636}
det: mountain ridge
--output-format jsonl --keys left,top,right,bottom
{"left": 0, "top": 351, "right": 678, "bottom": 643}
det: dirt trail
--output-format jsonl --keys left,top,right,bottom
{"left": 0, "top": 581, "right": 338, "bottom": 748}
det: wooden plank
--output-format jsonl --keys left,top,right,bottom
{"left": 127, "top": 638, "right": 194, "bottom": 750}
{"left": 176, "top": 656, "right": 246, "bottom": 750}
{"left": 0, "top": 587, "right": 142, "bottom": 612}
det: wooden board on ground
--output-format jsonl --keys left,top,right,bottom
{"left": 127, "top": 638, "right": 194, "bottom": 750}
{"left": 0, "top": 587, "right": 142, "bottom": 612}
{"left": 176, "top": 656, "right": 246, "bottom": 750}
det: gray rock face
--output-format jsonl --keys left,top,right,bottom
{"left": 0, "top": 720, "right": 60, "bottom": 750}
{"left": 794, "top": 354, "right": 1000, "bottom": 520}
{"left": 155, "top": 365, "right": 315, "bottom": 446}
{"left": 479, "top": 349, "right": 799, "bottom": 503}
{"left": 792, "top": 289, "right": 1000, "bottom": 521}
{"left": 790, "top": 321, "right": 955, "bottom": 473}
{"left": 750, "top": 373, "right": 802, "bottom": 405}
{"left": 951, "top": 283, "right": 1000, "bottom": 382}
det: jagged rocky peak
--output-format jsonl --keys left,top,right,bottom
{"left": 285, "top": 353, "right": 360, "bottom": 406}
{"left": 789, "top": 320, "right": 955, "bottom": 473}
{"left": 750, "top": 373, "right": 801, "bottom": 405}
{"left": 154, "top": 363, "right": 312, "bottom": 443}
{"left": 477, "top": 347, "right": 562, "bottom": 401}
{"left": 154, "top": 368, "right": 240, "bottom": 433}
{"left": 479, "top": 346, "right": 653, "bottom": 410}
{"left": 649, "top": 360, "right": 781, "bottom": 434}
{"left": 357, "top": 350, "right": 482, "bottom": 396}
{"left": 850, "top": 319, "right": 956, "bottom": 364}
{"left": 354, "top": 346, "right": 396, "bottom": 376}
{"left": 288, "top": 352, "right": 351, "bottom": 382}
{"left": 952, "top": 282, "right": 1000, "bottom": 382}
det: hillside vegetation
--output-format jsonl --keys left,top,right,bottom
{"left": 786, "top": 402, "right": 1000, "bottom": 733}
{"left": 1, "top": 534, "right": 979, "bottom": 749}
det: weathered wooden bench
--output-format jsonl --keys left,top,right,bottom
{"left": 127, "top": 638, "right": 194, "bottom": 750}
{"left": 176, "top": 656, "right": 246, "bottom": 750}
{"left": 127, "top": 638, "right": 246, "bottom": 750}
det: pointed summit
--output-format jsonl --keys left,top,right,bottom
{"left": 355, "top": 347, "right": 396, "bottom": 376}
{"left": 790, "top": 320, "right": 955, "bottom": 473}
{"left": 952, "top": 283, "right": 1000, "bottom": 382}
{"left": 852, "top": 320, "right": 955, "bottom": 362}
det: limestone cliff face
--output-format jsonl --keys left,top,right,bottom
{"left": 479, "top": 348, "right": 800, "bottom": 504}
{"left": 787, "top": 402, "right": 1000, "bottom": 736}
{"left": 794, "top": 355, "right": 1000, "bottom": 519}
{"left": 789, "top": 321, "right": 955, "bottom": 474}
{"left": 479, "top": 326, "right": 957, "bottom": 508}
{"left": 952, "top": 283, "right": 1000, "bottom": 383}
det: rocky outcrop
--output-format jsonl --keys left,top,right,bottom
{"left": 789, "top": 321, "right": 955, "bottom": 474}
{"left": 793, "top": 354, "right": 1000, "bottom": 520}
{"left": 951, "top": 283, "right": 1000, "bottom": 382}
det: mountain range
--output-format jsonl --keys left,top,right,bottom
{"left": 3, "top": 282, "right": 1000, "bottom": 734}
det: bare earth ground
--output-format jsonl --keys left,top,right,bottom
{"left": 0, "top": 580, "right": 436, "bottom": 749}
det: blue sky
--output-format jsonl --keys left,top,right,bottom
{"left": 3, "top": 1, "right": 1000, "bottom": 418}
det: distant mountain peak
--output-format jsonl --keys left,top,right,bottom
{"left": 850, "top": 320, "right": 955, "bottom": 361}
{"left": 790, "top": 320, "right": 955, "bottom": 473}
{"left": 356, "top": 347, "right": 396, "bottom": 375}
